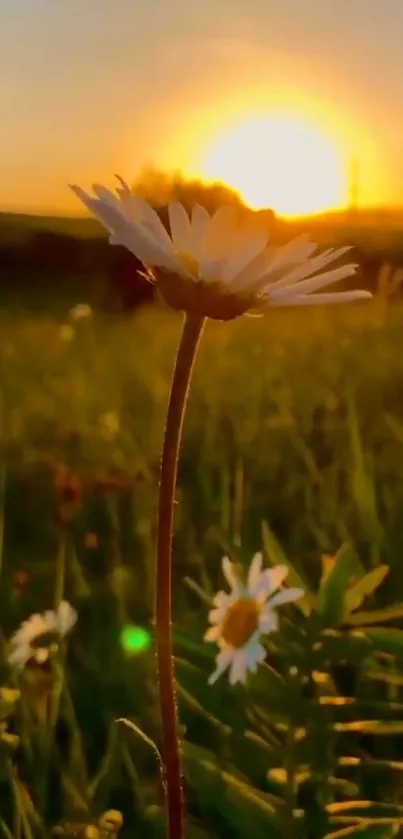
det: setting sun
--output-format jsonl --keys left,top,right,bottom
{"left": 197, "top": 114, "right": 348, "bottom": 217}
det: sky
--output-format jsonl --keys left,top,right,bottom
{"left": 1, "top": 0, "right": 403, "bottom": 215}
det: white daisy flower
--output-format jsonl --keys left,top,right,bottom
{"left": 205, "top": 553, "right": 304, "bottom": 685}
{"left": 8, "top": 601, "right": 77, "bottom": 670}
{"left": 70, "top": 177, "right": 372, "bottom": 321}
{"left": 69, "top": 303, "right": 92, "bottom": 321}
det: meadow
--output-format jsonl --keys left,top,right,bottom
{"left": 1, "top": 289, "right": 403, "bottom": 837}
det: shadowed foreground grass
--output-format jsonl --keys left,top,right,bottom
{"left": 1, "top": 298, "right": 403, "bottom": 837}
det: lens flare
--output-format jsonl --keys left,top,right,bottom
{"left": 120, "top": 625, "right": 152, "bottom": 655}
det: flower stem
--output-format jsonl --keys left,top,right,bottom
{"left": 156, "top": 312, "right": 205, "bottom": 839}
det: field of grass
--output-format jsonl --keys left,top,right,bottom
{"left": 2, "top": 298, "right": 403, "bottom": 838}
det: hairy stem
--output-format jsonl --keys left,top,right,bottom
{"left": 156, "top": 312, "right": 205, "bottom": 839}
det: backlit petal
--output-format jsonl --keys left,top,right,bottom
{"left": 201, "top": 206, "right": 239, "bottom": 264}
{"left": 259, "top": 610, "right": 279, "bottom": 633}
{"left": 204, "top": 625, "right": 220, "bottom": 642}
{"left": 168, "top": 203, "right": 192, "bottom": 253}
{"left": 269, "top": 588, "right": 305, "bottom": 609}
{"left": 208, "top": 649, "right": 233, "bottom": 685}
{"left": 229, "top": 651, "right": 248, "bottom": 684}
{"left": 256, "top": 565, "right": 289, "bottom": 598}
{"left": 222, "top": 229, "right": 269, "bottom": 283}
{"left": 222, "top": 556, "right": 240, "bottom": 591}
{"left": 269, "top": 264, "right": 357, "bottom": 300}
{"left": 190, "top": 204, "right": 211, "bottom": 258}
{"left": 247, "top": 552, "right": 263, "bottom": 595}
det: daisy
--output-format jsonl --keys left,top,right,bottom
{"left": 205, "top": 554, "right": 304, "bottom": 685}
{"left": 8, "top": 601, "right": 77, "bottom": 670}
{"left": 70, "top": 177, "right": 372, "bottom": 321}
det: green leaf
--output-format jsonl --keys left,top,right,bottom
{"left": 184, "top": 741, "right": 279, "bottom": 835}
{"left": 176, "top": 681, "right": 231, "bottom": 736}
{"left": 347, "top": 395, "right": 382, "bottom": 550}
{"left": 316, "top": 630, "right": 373, "bottom": 665}
{"left": 364, "top": 664, "right": 403, "bottom": 687}
{"left": 344, "top": 566, "right": 390, "bottom": 617}
{"left": 261, "top": 521, "right": 314, "bottom": 616}
{"left": 364, "top": 628, "right": 403, "bottom": 657}
{"left": 334, "top": 721, "right": 403, "bottom": 735}
{"left": 316, "top": 544, "right": 361, "bottom": 626}
{"left": 337, "top": 756, "right": 403, "bottom": 773}
{"left": 347, "top": 605, "right": 403, "bottom": 627}
{"left": 173, "top": 626, "right": 216, "bottom": 661}
{"left": 323, "top": 823, "right": 399, "bottom": 839}
{"left": 327, "top": 802, "right": 403, "bottom": 818}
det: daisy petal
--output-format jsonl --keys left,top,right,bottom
{"left": 204, "top": 626, "right": 220, "bottom": 642}
{"left": 190, "top": 204, "right": 210, "bottom": 258}
{"left": 274, "top": 246, "right": 353, "bottom": 288}
{"left": 35, "top": 647, "right": 50, "bottom": 664}
{"left": 270, "top": 264, "right": 358, "bottom": 300}
{"left": 257, "top": 565, "right": 288, "bottom": 598}
{"left": 114, "top": 174, "right": 132, "bottom": 197}
{"left": 208, "top": 649, "right": 233, "bottom": 685}
{"left": 57, "top": 601, "right": 78, "bottom": 635}
{"left": 229, "top": 651, "right": 248, "bottom": 685}
{"left": 207, "top": 606, "right": 227, "bottom": 624}
{"left": 222, "top": 229, "right": 269, "bottom": 283}
{"left": 259, "top": 610, "right": 279, "bottom": 633}
{"left": 70, "top": 186, "right": 125, "bottom": 233}
{"left": 201, "top": 206, "right": 239, "bottom": 264}
{"left": 247, "top": 552, "right": 263, "bottom": 595}
{"left": 168, "top": 203, "right": 192, "bottom": 253}
{"left": 212, "top": 591, "right": 229, "bottom": 608}
{"left": 8, "top": 646, "right": 30, "bottom": 668}
{"left": 245, "top": 640, "right": 267, "bottom": 670}
{"left": 268, "top": 587, "right": 305, "bottom": 609}
{"left": 129, "top": 196, "right": 175, "bottom": 251}
{"left": 221, "top": 556, "right": 240, "bottom": 592}
{"left": 229, "top": 249, "right": 271, "bottom": 293}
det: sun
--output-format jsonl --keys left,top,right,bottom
{"left": 197, "top": 113, "right": 347, "bottom": 217}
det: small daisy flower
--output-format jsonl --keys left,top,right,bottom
{"left": 68, "top": 303, "right": 92, "bottom": 321}
{"left": 8, "top": 601, "right": 77, "bottom": 670}
{"left": 70, "top": 176, "right": 371, "bottom": 321}
{"left": 205, "top": 553, "right": 304, "bottom": 685}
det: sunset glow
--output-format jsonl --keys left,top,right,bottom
{"left": 197, "top": 114, "right": 348, "bottom": 217}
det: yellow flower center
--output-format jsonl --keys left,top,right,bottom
{"left": 178, "top": 251, "right": 199, "bottom": 277}
{"left": 220, "top": 598, "right": 260, "bottom": 649}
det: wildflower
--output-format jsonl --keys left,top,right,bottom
{"left": 71, "top": 177, "right": 371, "bottom": 321}
{"left": 68, "top": 302, "right": 93, "bottom": 320}
{"left": 8, "top": 601, "right": 77, "bottom": 670}
{"left": 205, "top": 553, "right": 303, "bottom": 685}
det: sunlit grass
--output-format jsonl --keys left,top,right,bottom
{"left": 2, "top": 297, "right": 403, "bottom": 836}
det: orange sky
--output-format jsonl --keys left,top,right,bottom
{"left": 0, "top": 0, "right": 402, "bottom": 215}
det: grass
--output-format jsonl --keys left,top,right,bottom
{"left": 2, "top": 297, "right": 403, "bottom": 837}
